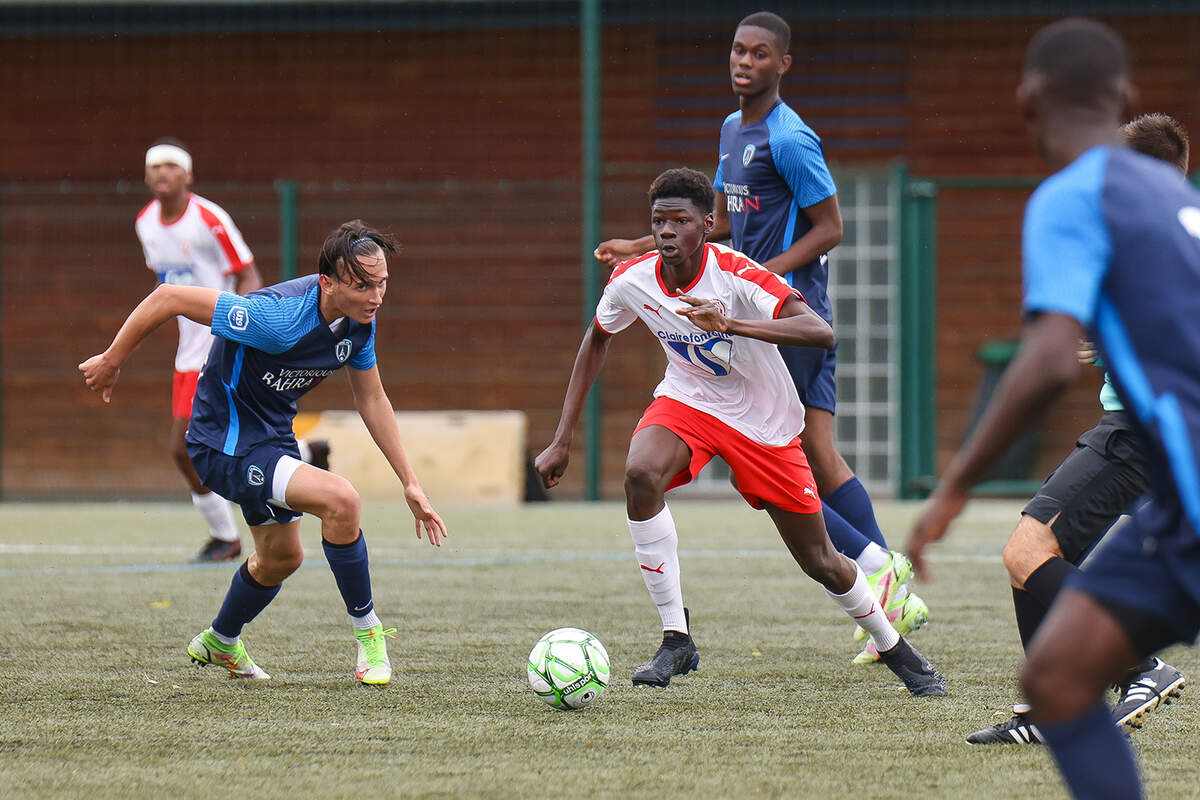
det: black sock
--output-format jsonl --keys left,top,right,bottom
{"left": 1011, "top": 587, "right": 1046, "bottom": 652}
{"left": 1023, "top": 556, "right": 1077, "bottom": 609}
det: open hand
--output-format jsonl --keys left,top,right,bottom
{"left": 906, "top": 488, "right": 967, "bottom": 580}
{"left": 405, "top": 484, "right": 447, "bottom": 547}
{"left": 675, "top": 295, "right": 730, "bottom": 334}
{"left": 593, "top": 239, "right": 642, "bottom": 268}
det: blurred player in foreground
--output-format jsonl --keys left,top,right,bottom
{"left": 137, "top": 138, "right": 329, "bottom": 562}
{"left": 907, "top": 18, "right": 1200, "bottom": 798}
{"left": 966, "top": 113, "right": 1189, "bottom": 746}
{"left": 83, "top": 220, "right": 446, "bottom": 685}
{"left": 538, "top": 168, "right": 945, "bottom": 697}
{"left": 594, "top": 12, "right": 926, "bottom": 662}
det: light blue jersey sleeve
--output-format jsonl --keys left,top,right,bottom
{"left": 211, "top": 291, "right": 313, "bottom": 355}
{"left": 349, "top": 321, "right": 377, "bottom": 370}
{"left": 768, "top": 120, "right": 837, "bottom": 209}
{"left": 1021, "top": 147, "right": 1113, "bottom": 326}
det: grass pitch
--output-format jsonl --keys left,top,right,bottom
{"left": 1, "top": 500, "right": 1196, "bottom": 799}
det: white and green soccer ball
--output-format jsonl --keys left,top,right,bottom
{"left": 526, "top": 627, "right": 610, "bottom": 710}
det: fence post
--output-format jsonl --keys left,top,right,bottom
{"left": 580, "top": 0, "right": 602, "bottom": 500}
{"left": 897, "top": 167, "right": 938, "bottom": 498}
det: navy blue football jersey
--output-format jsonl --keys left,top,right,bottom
{"left": 186, "top": 275, "right": 376, "bottom": 456}
{"left": 713, "top": 100, "right": 838, "bottom": 321}
{"left": 1023, "top": 145, "right": 1200, "bottom": 537}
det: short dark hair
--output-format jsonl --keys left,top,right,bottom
{"left": 649, "top": 168, "right": 716, "bottom": 214}
{"left": 1024, "top": 18, "right": 1128, "bottom": 108}
{"left": 149, "top": 136, "right": 190, "bottom": 154}
{"left": 1123, "top": 113, "right": 1189, "bottom": 174}
{"left": 737, "top": 11, "right": 790, "bottom": 54}
{"left": 318, "top": 220, "right": 398, "bottom": 284}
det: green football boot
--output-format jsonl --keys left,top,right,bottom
{"left": 854, "top": 551, "right": 915, "bottom": 642}
{"left": 188, "top": 629, "right": 270, "bottom": 680}
{"left": 355, "top": 625, "right": 396, "bottom": 686}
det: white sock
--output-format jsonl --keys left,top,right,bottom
{"left": 826, "top": 563, "right": 900, "bottom": 652}
{"left": 297, "top": 439, "right": 312, "bottom": 464}
{"left": 627, "top": 505, "right": 687, "bottom": 633}
{"left": 192, "top": 491, "right": 239, "bottom": 543}
{"left": 855, "top": 542, "right": 890, "bottom": 574}
{"left": 208, "top": 627, "right": 238, "bottom": 646}
{"left": 350, "top": 610, "right": 382, "bottom": 630}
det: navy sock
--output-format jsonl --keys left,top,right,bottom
{"left": 824, "top": 477, "right": 888, "bottom": 548}
{"left": 822, "top": 503, "right": 872, "bottom": 560}
{"left": 1040, "top": 702, "right": 1142, "bottom": 799}
{"left": 1023, "top": 557, "right": 1077, "bottom": 609}
{"left": 323, "top": 531, "right": 374, "bottom": 619}
{"left": 212, "top": 561, "right": 281, "bottom": 639}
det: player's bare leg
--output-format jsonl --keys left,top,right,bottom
{"left": 1021, "top": 589, "right": 1143, "bottom": 793}
{"left": 768, "top": 505, "right": 946, "bottom": 696}
{"left": 284, "top": 463, "right": 362, "bottom": 545}
{"left": 284, "top": 462, "right": 393, "bottom": 684}
{"left": 1004, "top": 515, "right": 1065, "bottom": 589}
{"left": 624, "top": 425, "right": 699, "bottom": 686}
{"left": 765, "top": 504, "right": 855, "bottom": 591}
{"left": 171, "top": 416, "right": 241, "bottom": 561}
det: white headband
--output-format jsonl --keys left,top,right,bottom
{"left": 145, "top": 144, "right": 192, "bottom": 172}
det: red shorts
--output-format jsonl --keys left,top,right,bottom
{"left": 172, "top": 370, "right": 201, "bottom": 419}
{"left": 634, "top": 396, "right": 822, "bottom": 514}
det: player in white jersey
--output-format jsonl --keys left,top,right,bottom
{"left": 137, "top": 138, "right": 329, "bottom": 562}
{"left": 535, "top": 168, "right": 945, "bottom": 696}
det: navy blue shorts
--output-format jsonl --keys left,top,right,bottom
{"left": 1071, "top": 492, "right": 1200, "bottom": 654}
{"left": 778, "top": 342, "right": 837, "bottom": 414}
{"left": 187, "top": 438, "right": 304, "bottom": 527}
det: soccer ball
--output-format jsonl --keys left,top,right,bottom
{"left": 526, "top": 627, "right": 610, "bottom": 710}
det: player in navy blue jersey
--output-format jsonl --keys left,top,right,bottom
{"left": 81, "top": 220, "right": 447, "bottom": 685}
{"left": 907, "top": 18, "right": 1200, "bottom": 798}
{"left": 595, "top": 11, "right": 926, "bottom": 663}
{"left": 965, "top": 113, "right": 1189, "bottom": 747}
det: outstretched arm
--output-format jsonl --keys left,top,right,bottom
{"left": 676, "top": 294, "right": 834, "bottom": 349}
{"left": 347, "top": 365, "right": 447, "bottom": 546}
{"left": 534, "top": 321, "right": 614, "bottom": 488}
{"left": 593, "top": 235, "right": 654, "bottom": 269}
{"left": 79, "top": 284, "right": 221, "bottom": 403}
{"left": 906, "top": 312, "right": 1083, "bottom": 578}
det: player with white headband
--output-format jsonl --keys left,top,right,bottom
{"left": 135, "top": 137, "right": 330, "bottom": 562}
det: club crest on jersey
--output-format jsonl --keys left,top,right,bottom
{"left": 335, "top": 338, "right": 352, "bottom": 363}
{"left": 227, "top": 305, "right": 250, "bottom": 331}
{"left": 742, "top": 144, "right": 756, "bottom": 166}
{"left": 246, "top": 465, "right": 265, "bottom": 487}
{"left": 666, "top": 336, "right": 733, "bottom": 377}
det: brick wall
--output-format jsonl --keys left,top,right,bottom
{"left": 3, "top": 13, "right": 1198, "bottom": 498}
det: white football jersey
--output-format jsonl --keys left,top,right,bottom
{"left": 596, "top": 242, "right": 808, "bottom": 446}
{"left": 135, "top": 193, "right": 253, "bottom": 371}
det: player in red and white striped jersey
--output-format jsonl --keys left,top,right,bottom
{"left": 536, "top": 168, "right": 945, "bottom": 696}
{"left": 136, "top": 138, "right": 328, "bottom": 562}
